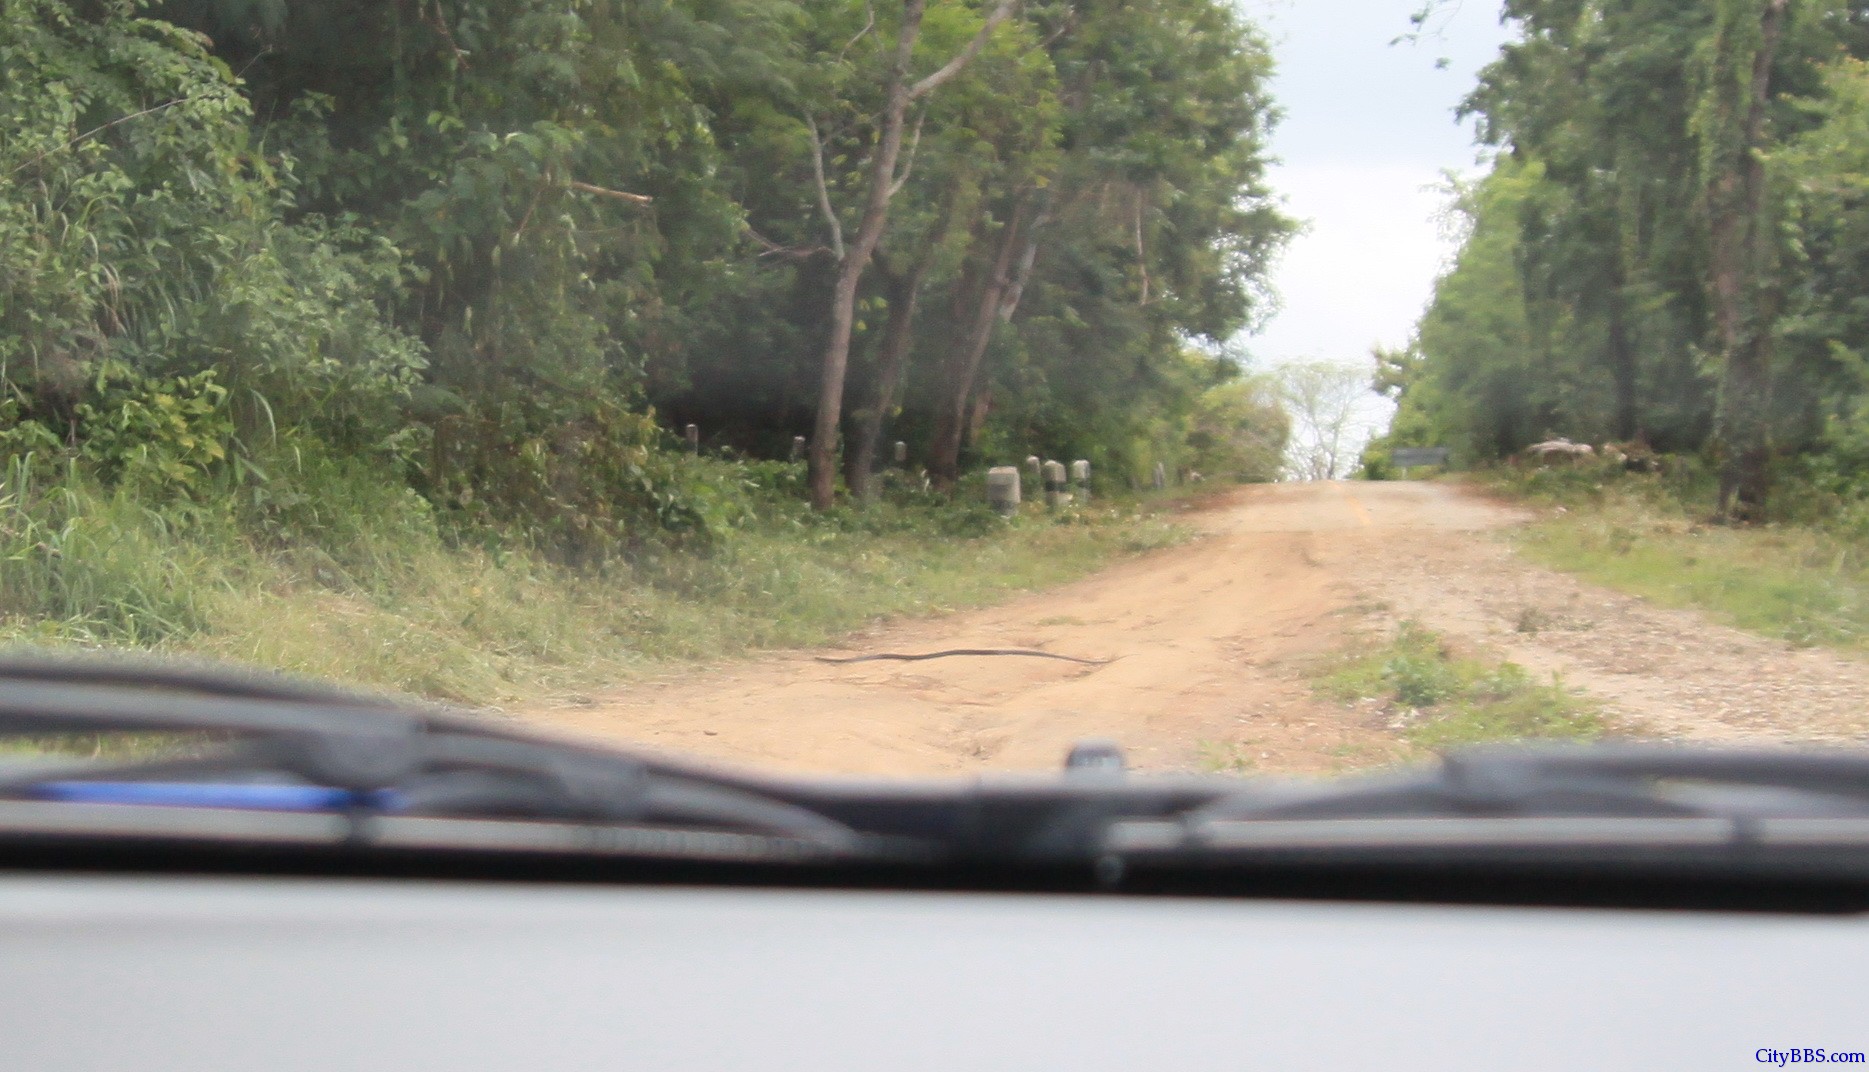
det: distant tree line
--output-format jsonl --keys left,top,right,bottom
{"left": 1376, "top": 0, "right": 1869, "bottom": 519}
{"left": 0, "top": 0, "right": 1293, "bottom": 562}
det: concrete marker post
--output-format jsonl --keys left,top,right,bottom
{"left": 1043, "top": 459, "right": 1070, "bottom": 510}
{"left": 894, "top": 441, "right": 908, "bottom": 466}
{"left": 790, "top": 435, "right": 806, "bottom": 461}
{"left": 986, "top": 466, "right": 1022, "bottom": 517}
{"left": 684, "top": 424, "right": 700, "bottom": 454}
{"left": 1071, "top": 459, "right": 1091, "bottom": 503}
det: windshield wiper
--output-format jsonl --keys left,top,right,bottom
{"left": 1104, "top": 743, "right": 1869, "bottom": 878}
{"left": 0, "top": 656, "right": 864, "bottom": 859}
{"left": 14, "top": 654, "right": 1869, "bottom": 893}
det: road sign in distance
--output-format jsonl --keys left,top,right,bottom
{"left": 1391, "top": 447, "right": 1451, "bottom": 468}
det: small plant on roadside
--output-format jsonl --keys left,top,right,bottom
{"left": 1381, "top": 623, "right": 1461, "bottom": 707}
{"left": 1197, "top": 741, "right": 1258, "bottom": 774}
{"left": 1316, "top": 621, "right": 1606, "bottom": 750}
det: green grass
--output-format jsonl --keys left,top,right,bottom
{"left": 1487, "top": 467, "right": 1869, "bottom": 650}
{"left": 1315, "top": 621, "right": 1606, "bottom": 750}
{"left": 0, "top": 472, "right": 1194, "bottom": 707}
{"left": 1196, "top": 740, "right": 1259, "bottom": 774}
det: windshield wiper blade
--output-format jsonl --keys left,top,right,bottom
{"left": 0, "top": 654, "right": 408, "bottom": 707}
{"left": 0, "top": 659, "right": 864, "bottom": 855}
{"left": 1101, "top": 744, "right": 1869, "bottom": 876}
{"left": 1180, "top": 744, "right": 1869, "bottom": 823}
{"left": 1443, "top": 744, "right": 1869, "bottom": 803}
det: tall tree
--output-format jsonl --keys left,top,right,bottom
{"left": 1398, "top": 0, "right": 1863, "bottom": 517}
{"left": 803, "top": 0, "right": 1015, "bottom": 510}
{"left": 923, "top": 0, "right": 1290, "bottom": 486}
{"left": 1699, "top": 0, "right": 1790, "bottom": 518}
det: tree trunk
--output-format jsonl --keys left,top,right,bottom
{"left": 1705, "top": 0, "right": 1786, "bottom": 521}
{"left": 845, "top": 264, "right": 925, "bottom": 501}
{"left": 806, "top": 0, "right": 1015, "bottom": 510}
{"left": 1607, "top": 281, "right": 1638, "bottom": 442}
{"left": 845, "top": 193, "right": 958, "bottom": 503}
{"left": 966, "top": 387, "right": 993, "bottom": 445}
{"left": 928, "top": 195, "right": 1046, "bottom": 489}
{"left": 806, "top": 2, "right": 921, "bottom": 511}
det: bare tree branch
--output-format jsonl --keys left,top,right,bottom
{"left": 1278, "top": 361, "right": 1374, "bottom": 480}
{"left": 568, "top": 180, "right": 653, "bottom": 204}
{"left": 888, "top": 111, "right": 926, "bottom": 197}
{"left": 805, "top": 115, "right": 847, "bottom": 262}
{"left": 907, "top": 0, "right": 1017, "bottom": 101}
{"left": 1133, "top": 188, "right": 1151, "bottom": 306}
{"left": 742, "top": 221, "right": 833, "bottom": 260}
{"left": 422, "top": 0, "right": 471, "bottom": 68}
{"left": 837, "top": 2, "right": 878, "bottom": 64}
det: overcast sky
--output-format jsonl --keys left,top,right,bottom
{"left": 1239, "top": 0, "right": 1510, "bottom": 369}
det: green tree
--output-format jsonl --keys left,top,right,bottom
{"left": 923, "top": 0, "right": 1292, "bottom": 486}
{"left": 1187, "top": 374, "right": 1288, "bottom": 483}
{"left": 800, "top": 0, "right": 1016, "bottom": 510}
{"left": 1, "top": 0, "right": 423, "bottom": 470}
{"left": 1401, "top": 0, "right": 1861, "bottom": 519}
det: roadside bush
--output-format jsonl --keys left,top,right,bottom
{"left": 420, "top": 401, "right": 758, "bottom": 567}
{"left": 75, "top": 368, "right": 233, "bottom": 498}
{"left": 0, "top": 0, "right": 425, "bottom": 466}
{"left": 1359, "top": 441, "right": 1396, "bottom": 481}
{"left": 229, "top": 433, "right": 440, "bottom": 577}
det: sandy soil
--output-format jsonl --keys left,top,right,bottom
{"left": 523, "top": 481, "right": 1869, "bottom": 775}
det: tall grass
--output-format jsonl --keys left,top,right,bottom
{"left": 0, "top": 457, "right": 231, "bottom": 644}
{"left": 1489, "top": 463, "right": 1869, "bottom": 650}
{"left": 0, "top": 453, "right": 1192, "bottom": 705}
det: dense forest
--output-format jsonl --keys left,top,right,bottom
{"left": 1375, "top": 0, "right": 1869, "bottom": 520}
{"left": 0, "top": 0, "right": 1292, "bottom": 577}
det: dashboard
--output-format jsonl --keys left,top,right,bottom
{"left": 0, "top": 874, "right": 1860, "bottom": 1069}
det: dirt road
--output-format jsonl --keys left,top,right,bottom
{"left": 526, "top": 481, "right": 1869, "bottom": 775}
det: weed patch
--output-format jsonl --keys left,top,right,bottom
{"left": 1196, "top": 740, "right": 1259, "bottom": 774}
{"left": 1316, "top": 621, "right": 1606, "bottom": 750}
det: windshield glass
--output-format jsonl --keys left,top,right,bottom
{"left": 1, "top": 0, "right": 1861, "bottom": 783}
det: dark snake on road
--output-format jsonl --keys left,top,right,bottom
{"left": 815, "top": 649, "right": 1113, "bottom": 666}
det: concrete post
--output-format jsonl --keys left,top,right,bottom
{"left": 1043, "top": 459, "right": 1070, "bottom": 509}
{"left": 790, "top": 435, "right": 807, "bottom": 461}
{"left": 1071, "top": 459, "right": 1091, "bottom": 502}
{"left": 1152, "top": 462, "right": 1166, "bottom": 491}
{"left": 893, "top": 440, "right": 908, "bottom": 466}
{"left": 684, "top": 424, "right": 699, "bottom": 453}
{"left": 1025, "top": 455, "right": 1041, "bottom": 485}
{"left": 986, "top": 467, "right": 1022, "bottom": 517}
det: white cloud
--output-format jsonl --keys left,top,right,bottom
{"left": 1231, "top": 0, "right": 1510, "bottom": 399}
{"left": 1252, "top": 163, "right": 1459, "bottom": 366}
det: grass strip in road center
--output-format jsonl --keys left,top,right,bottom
{"left": 1313, "top": 620, "right": 1607, "bottom": 751}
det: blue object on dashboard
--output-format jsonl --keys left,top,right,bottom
{"left": 31, "top": 781, "right": 402, "bottom": 812}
